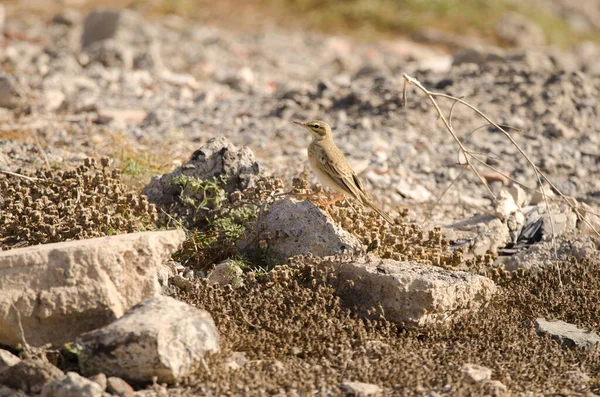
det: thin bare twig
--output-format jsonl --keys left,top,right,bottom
{"left": 402, "top": 74, "right": 497, "bottom": 201}
{"left": 0, "top": 169, "right": 39, "bottom": 182}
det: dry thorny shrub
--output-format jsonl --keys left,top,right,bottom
{"left": 173, "top": 255, "right": 600, "bottom": 396}
{"left": 170, "top": 173, "right": 468, "bottom": 273}
{"left": 0, "top": 157, "right": 157, "bottom": 250}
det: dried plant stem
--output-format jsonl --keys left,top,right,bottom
{"left": 0, "top": 169, "right": 39, "bottom": 182}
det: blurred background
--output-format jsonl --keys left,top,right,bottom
{"left": 4, "top": 0, "right": 600, "bottom": 49}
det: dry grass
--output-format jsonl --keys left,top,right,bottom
{"left": 173, "top": 254, "right": 600, "bottom": 395}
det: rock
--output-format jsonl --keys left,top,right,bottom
{"left": 0, "top": 360, "right": 64, "bottom": 394}
{"left": 41, "top": 372, "right": 104, "bottom": 397}
{"left": 81, "top": 9, "right": 154, "bottom": 48}
{"left": 504, "top": 236, "right": 597, "bottom": 271}
{"left": 52, "top": 9, "right": 81, "bottom": 26}
{"left": 88, "top": 373, "right": 107, "bottom": 390}
{"left": 0, "top": 5, "right": 5, "bottom": 33}
{"left": 142, "top": 137, "right": 262, "bottom": 207}
{"left": 462, "top": 363, "right": 492, "bottom": 383}
{"left": 224, "top": 352, "right": 249, "bottom": 371}
{"left": 543, "top": 119, "right": 576, "bottom": 139}
{"left": 106, "top": 377, "right": 134, "bottom": 397}
{"left": 96, "top": 107, "right": 147, "bottom": 124}
{"left": 83, "top": 39, "right": 134, "bottom": 69}
{"left": 496, "top": 13, "right": 545, "bottom": 47}
{"left": 42, "top": 89, "right": 67, "bottom": 112}
{"left": 321, "top": 257, "right": 497, "bottom": 326}
{"left": 0, "top": 386, "right": 27, "bottom": 397}
{"left": 452, "top": 47, "right": 505, "bottom": 66}
{"left": 0, "top": 349, "right": 21, "bottom": 373}
{"left": 541, "top": 210, "right": 578, "bottom": 240}
{"left": 208, "top": 260, "right": 244, "bottom": 288}
{"left": 77, "top": 296, "right": 219, "bottom": 384}
{"left": 443, "top": 215, "right": 510, "bottom": 256}
{"left": 340, "top": 381, "right": 383, "bottom": 396}
{"left": 508, "top": 184, "right": 527, "bottom": 208}
{"left": 535, "top": 318, "right": 600, "bottom": 349}
{"left": 250, "top": 198, "right": 363, "bottom": 263}
{"left": 482, "top": 380, "right": 508, "bottom": 395}
{"left": 0, "top": 74, "right": 25, "bottom": 109}
{"left": 394, "top": 180, "right": 431, "bottom": 201}
{"left": 0, "top": 230, "right": 185, "bottom": 347}
{"left": 494, "top": 189, "right": 520, "bottom": 221}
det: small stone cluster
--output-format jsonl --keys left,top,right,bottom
{"left": 0, "top": 157, "right": 157, "bottom": 250}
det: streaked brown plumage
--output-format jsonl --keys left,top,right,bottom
{"left": 293, "top": 120, "right": 394, "bottom": 224}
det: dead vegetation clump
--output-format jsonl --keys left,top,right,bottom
{"left": 173, "top": 254, "right": 600, "bottom": 395}
{"left": 170, "top": 174, "right": 464, "bottom": 273}
{"left": 0, "top": 157, "right": 158, "bottom": 250}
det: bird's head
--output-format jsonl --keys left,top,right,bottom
{"left": 293, "top": 120, "right": 332, "bottom": 141}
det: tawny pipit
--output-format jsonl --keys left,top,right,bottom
{"left": 293, "top": 120, "right": 394, "bottom": 224}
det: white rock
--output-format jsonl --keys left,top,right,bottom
{"left": 508, "top": 184, "right": 527, "bottom": 207}
{"left": 0, "top": 349, "right": 21, "bottom": 373}
{"left": 340, "top": 381, "right": 383, "bottom": 396}
{"left": 43, "top": 89, "right": 66, "bottom": 111}
{"left": 395, "top": 179, "right": 431, "bottom": 201}
{"left": 443, "top": 215, "right": 510, "bottom": 256}
{"left": 535, "top": 318, "right": 600, "bottom": 349}
{"left": 462, "top": 363, "right": 492, "bottom": 383}
{"left": 208, "top": 260, "right": 244, "bottom": 288}
{"left": 0, "top": 230, "right": 185, "bottom": 347}
{"left": 42, "top": 372, "right": 104, "bottom": 397}
{"left": 77, "top": 296, "right": 219, "bottom": 384}
{"left": 494, "top": 189, "right": 520, "bottom": 221}
{"left": 252, "top": 198, "right": 363, "bottom": 262}
{"left": 321, "top": 257, "right": 497, "bottom": 326}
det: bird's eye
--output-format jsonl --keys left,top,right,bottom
{"left": 312, "top": 125, "right": 319, "bottom": 129}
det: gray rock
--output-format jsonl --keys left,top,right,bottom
{"left": 52, "top": 9, "right": 81, "bottom": 26}
{"left": 250, "top": 198, "right": 363, "bottom": 263}
{"left": 340, "top": 381, "right": 383, "bottom": 396}
{"left": 461, "top": 363, "right": 492, "bottom": 383}
{"left": 106, "top": 377, "right": 134, "bottom": 397}
{"left": 452, "top": 47, "right": 506, "bottom": 66}
{"left": 77, "top": 296, "right": 219, "bottom": 384}
{"left": 321, "top": 257, "right": 497, "bottom": 326}
{"left": 0, "top": 360, "right": 64, "bottom": 394}
{"left": 83, "top": 39, "right": 134, "bottom": 69}
{"left": 0, "top": 386, "right": 27, "bottom": 397}
{"left": 208, "top": 260, "right": 244, "bottom": 288}
{"left": 88, "top": 373, "right": 107, "bottom": 390}
{"left": 535, "top": 318, "right": 600, "bottom": 349}
{"left": 443, "top": 215, "right": 511, "bottom": 257}
{"left": 41, "top": 372, "right": 104, "bottom": 397}
{"left": 496, "top": 13, "right": 545, "bottom": 47}
{"left": 504, "top": 236, "right": 597, "bottom": 271}
{"left": 0, "top": 74, "right": 25, "bottom": 109}
{"left": 0, "top": 230, "right": 185, "bottom": 347}
{"left": 142, "top": 137, "right": 262, "bottom": 206}
{"left": 81, "top": 9, "right": 154, "bottom": 48}
{"left": 0, "top": 349, "right": 21, "bottom": 374}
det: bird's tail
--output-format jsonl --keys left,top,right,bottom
{"left": 364, "top": 198, "right": 394, "bottom": 225}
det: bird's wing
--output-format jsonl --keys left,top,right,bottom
{"left": 313, "top": 143, "right": 365, "bottom": 200}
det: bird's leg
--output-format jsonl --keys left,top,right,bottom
{"left": 318, "top": 193, "right": 345, "bottom": 218}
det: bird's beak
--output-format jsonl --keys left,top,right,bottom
{"left": 293, "top": 121, "right": 306, "bottom": 127}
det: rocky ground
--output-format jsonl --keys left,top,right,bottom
{"left": 1, "top": 1, "right": 600, "bottom": 396}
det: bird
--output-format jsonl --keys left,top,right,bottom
{"left": 293, "top": 120, "right": 394, "bottom": 225}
